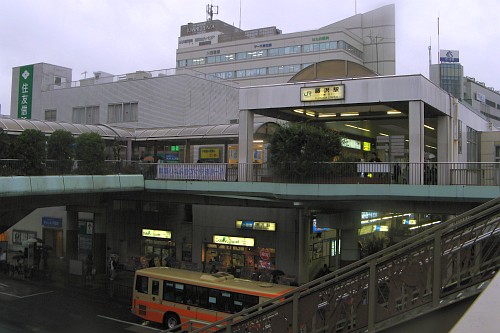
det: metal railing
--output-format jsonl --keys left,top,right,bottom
{"left": 1, "top": 160, "right": 499, "bottom": 186}
{"left": 166, "top": 197, "right": 500, "bottom": 333}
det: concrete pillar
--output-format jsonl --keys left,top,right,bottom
{"left": 238, "top": 110, "right": 254, "bottom": 181}
{"left": 437, "top": 115, "right": 452, "bottom": 184}
{"left": 339, "top": 211, "right": 360, "bottom": 266}
{"left": 296, "top": 208, "right": 308, "bottom": 284}
{"left": 126, "top": 139, "right": 132, "bottom": 161}
{"left": 408, "top": 101, "right": 425, "bottom": 184}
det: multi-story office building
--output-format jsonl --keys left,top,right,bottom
{"left": 429, "top": 50, "right": 500, "bottom": 128}
{"left": 176, "top": 5, "right": 395, "bottom": 86}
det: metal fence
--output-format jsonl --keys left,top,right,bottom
{"left": 1, "top": 160, "right": 499, "bottom": 186}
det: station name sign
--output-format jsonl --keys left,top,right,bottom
{"left": 300, "top": 85, "right": 345, "bottom": 102}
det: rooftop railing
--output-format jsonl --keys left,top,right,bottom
{"left": 1, "top": 160, "right": 499, "bottom": 186}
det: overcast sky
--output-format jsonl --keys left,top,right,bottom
{"left": 1, "top": 0, "right": 499, "bottom": 115}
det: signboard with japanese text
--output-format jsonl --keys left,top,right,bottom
{"left": 213, "top": 235, "right": 255, "bottom": 247}
{"left": 439, "top": 50, "right": 459, "bottom": 63}
{"left": 17, "top": 64, "right": 34, "bottom": 119}
{"left": 235, "top": 220, "right": 276, "bottom": 231}
{"left": 301, "top": 85, "right": 344, "bottom": 102}
{"left": 157, "top": 163, "right": 226, "bottom": 180}
{"left": 142, "top": 229, "right": 172, "bottom": 239}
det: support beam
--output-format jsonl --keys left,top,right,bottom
{"left": 408, "top": 101, "right": 425, "bottom": 184}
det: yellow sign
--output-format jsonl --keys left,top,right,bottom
{"left": 200, "top": 148, "right": 220, "bottom": 159}
{"left": 213, "top": 235, "right": 255, "bottom": 247}
{"left": 235, "top": 220, "right": 276, "bottom": 231}
{"left": 300, "top": 85, "right": 345, "bottom": 102}
{"left": 142, "top": 229, "right": 172, "bottom": 239}
{"left": 363, "top": 142, "right": 371, "bottom": 151}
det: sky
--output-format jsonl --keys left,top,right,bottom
{"left": 1, "top": 0, "right": 499, "bottom": 115}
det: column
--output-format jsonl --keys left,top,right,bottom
{"left": 238, "top": 110, "right": 254, "bottom": 181}
{"left": 339, "top": 211, "right": 360, "bottom": 266}
{"left": 408, "top": 101, "right": 425, "bottom": 184}
{"left": 437, "top": 115, "right": 452, "bottom": 184}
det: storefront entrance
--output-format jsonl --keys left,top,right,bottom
{"left": 144, "top": 238, "right": 176, "bottom": 267}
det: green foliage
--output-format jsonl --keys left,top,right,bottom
{"left": 11, "top": 129, "right": 47, "bottom": 175}
{"left": 0, "top": 128, "right": 12, "bottom": 159}
{"left": 269, "top": 123, "right": 343, "bottom": 180}
{"left": 75, "top": 132, "right": 106, "bottom": 174}
{"left": 47, "top": 130, "right": 75, "bottom": 174}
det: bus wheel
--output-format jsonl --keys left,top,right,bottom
{"left": 163, "top": 312, "right": 180, "bottom": 331}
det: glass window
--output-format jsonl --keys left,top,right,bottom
{"left": 135, "top": 275, "right": 148, "bottom": 294}
{"left": 268, "top": 48, "right": 279, "bottom": 56}
{"left": 329, "top": 41, "right": 338, "bottom": 49}
{"left": 320, "top": 42, "right": 329, "bottom": 51}
{"left": 152, "top": 280, "right": 159, "bottom": 296}
{"left": 268, "top": 66, "right": 278, "bottom": 75}
{"left": 45, "top": 109, "right": 56, "bottom": 122}
{"left": 163, "top": 281, "right": 175, "bottom": 301}
{"left": 303, "top": 44, "right": 313, "bottom": 53}
{"left": 236, "top": 70, "right": 245, "bottom": 78}
{"left": 236, "top": 52, "right": 247, "bottom": 60}
{"left": 207, "top": 56, "right": 216, "bottom": 64}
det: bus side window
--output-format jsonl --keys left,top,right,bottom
{"left": 136, "top": 275, "right": 149, "bottom": 294}
{"left": 175, "top": 283, "right": 185, "bottom": 303}
{"left": 208, "top": 289, "right": 221, "bottom": 311}
{"left": 152, "top": 280, "right": 159, "bottom": 296}
{"left": 220, "top": 290, "right": 234, "bottom": 313}
{"left": 197, "top": 286, "right": 208, "bottom": 308}
{"left": 163, "top": 281, "right": 175, "bottom": 301}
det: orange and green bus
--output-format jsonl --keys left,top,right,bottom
{"left": 131, "top": 267, "right": 295, "bottom": 330}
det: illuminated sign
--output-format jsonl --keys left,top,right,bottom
{"left": 200, "top": 148, "right": 220, "bottom": 159}
{"left": 213, "top": 235, "right": 255, "bottom": 247}
{"left": 403, "top": 219, "right": 417, "bottom": 225}
{"left": 301, "top": 85, "right": 344, "bottom": 102}
{"left": 373, "top": 225, "right": 389, "bottom": 232}
{"left": 363, "top": 142, "right": 372, "bottom": 151}
{"left": 342, "top": 138, "right": 361, "bottom": 150}
{"left": 439, "top": 49, "right": 459, "bottom": 63}
{"left": 142, "top": 229, "right": 172, "bottom": 239}
{"left": 235, "top": 220, "right": 276, "bottom": 231}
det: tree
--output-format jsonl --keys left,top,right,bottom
{"left": 75, "top": 132, "right": 106, "bottom": 174}
{"left": 47, "top": 130, "right": 75, "bottom": 174}
{"left": 269, "top": 123, "right": 343, "bottom": 181}
{"left": 11, "top": 129, "right": 47, "bottom": 175}
{"left": 0, "top": 128, "right": 12, "bottom": 159}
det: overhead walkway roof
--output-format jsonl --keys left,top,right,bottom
{"left": 0, "top": 118, "right": 279, "bottom": 142}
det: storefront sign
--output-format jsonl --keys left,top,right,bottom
{"left": 300, "top": 85, "right": 344, "bottom": 102}
{"left": 42, "top": 217, "right": 62, "bottom": 228}
{"left": 142, "top": 229, "right": 172, "bottom": 239}
{"left": 260, "top": 248, "right": 271, "bottom": 260}
{"left": 213, "top": 235, "right": 254, "bottom": 247}
{"left": 18, "top": 64, "right": 34, "bottom": 119}
{"left": 439, "top": 49, "right": 459, "bottom": 63}
{"left": 200, "top": 148, "right": 220, "bottom": 159}
{"left": 236, "top": 220, "right": 276, "bottom": 231}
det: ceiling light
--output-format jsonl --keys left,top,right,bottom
{"left": 379, "top": 132, "right": 389, "bottom": 136}
{"left": 387, "top": 110, "right": 401, "bottom": 115}
{"left": 340, "top": 112, "right": 359, "bottom": 117}
{"left": 424, "top": 124, "right": 435, "bottom": 130}
{"left": 293, "top": 109, "right": 304, "bottom": 114}
{"left": 305, "top": 111, "right": 316, "bottom": 117}
{"left": 253, "top": 140, "right": 264, "bottom": 143}
{"left": 345, "top": 124, "right": 370, "bottom": 132}
{"left": 425, "top": 144, "right": 437, "bottom": 150}
{"left": 318, "top": 113, "right": 337, "bottom": 118}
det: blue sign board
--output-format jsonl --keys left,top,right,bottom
{"left": 42, "top": 217, "right": 62, "bottom": 228}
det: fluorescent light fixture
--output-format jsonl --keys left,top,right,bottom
{"left": 305, "top": 111, "right": 316, "bottom": 117}
{"left": 387, "top": 110, "right": 401, "bottom": 115}
{"left": 425, "top": 144, "right": 437, "bottom": 150}
{"left": 293, "top": 109, "right": 304, "bottom": 114}
{"left": 379, "top": 132, "right": 389, "bottom": 136}
{"left": 424, "top": 124, "right": 435, "bottom": 130}
{"left": 340, "top": 112, "right": 359, "bottom": 117}
{"left": 345, "top": 124, "right": 370, "bottom": 132}
{"left": 318, "top": 113, "right": 337, "bottom": 118}
{"left": 253, "top": 140, "right": 264, "bottom": 143}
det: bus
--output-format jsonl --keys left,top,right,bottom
{"left": 131, "top": 267, "right": 295, "bottom": 330}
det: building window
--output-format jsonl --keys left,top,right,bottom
{"left": 45, "top": 109, "right": 56, "bottom": 122}
{"left": 108, "top": 102, "right": 138, "bottom": 123}
{"left": 72, "top": 106, "right": 99, "bottom": 124}
{"left": 466, "top": 126, "right": 479, "bottom": 162}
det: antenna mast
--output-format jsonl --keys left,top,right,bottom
{"left": 206, "top": 3, "right": 219, "bottom": 21}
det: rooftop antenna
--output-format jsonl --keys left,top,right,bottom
{"left": 239, "top": 0, "right": 242, "bottom": 29}
{"left": 206, "top": 3, "right": 218, "bottom": 21}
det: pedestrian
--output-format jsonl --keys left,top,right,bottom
{"left": 314, "top": 264, "right": 331, "bottom": 279}
{"left": 85, "top": 254, "right": 94, "bottom": 281}
{"left": 109, "top": 255, "right": 117, "bottom": 280}
{"left": 210, "top": 264, "right": 218, "bottom": 274}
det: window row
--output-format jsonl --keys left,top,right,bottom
{"left": 56, "top": 102, "right": 139, "bottom": 125}
{"left": 136, "top": 275, "right": 259, "bottom": 314}
{"left": 177, "top": 40, "right": 363, "bottom": 68}
{"left": 214, "top": 63, "right": 310, "bottom": 80}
